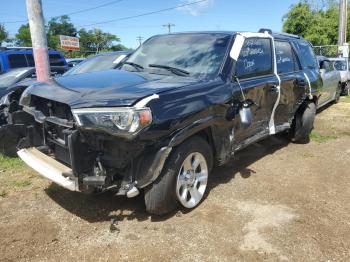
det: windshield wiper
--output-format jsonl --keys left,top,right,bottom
{"left": 149, "top": 64, "right": 190, "bottom": 76}
{"left": 123, "top": 61, "right": 144, "bottom": 71}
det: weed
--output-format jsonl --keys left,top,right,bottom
{"left": 11, "top": 179, "right": 32, "bottom": 188}
{"left": 0, "top": 190, "right": 7, "bottom": 198}
{"left": 0, "top": 155, "right": 24, "bottom": 171}
{"left": 310, "top": 131, "right": 338, "bottom": 143}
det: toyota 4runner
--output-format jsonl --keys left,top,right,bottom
{"left": 2, "top": 30, "right": 321, "bottom": 215}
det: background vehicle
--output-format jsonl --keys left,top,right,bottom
{"left": 63, "top": 51, "right": 131, "bottom": 76}
{"left": 3, "top": 30, "right": 321, "bottom": 215}
{"left": 66, "top": 58, "right": 85, "bottom": 68}
{"left": 329, "top": 57, "right": 349, "bottom": 95}
{"left": 0, "top": 47, "right": 68, "bottom": 74}
{"left": 317, "top": 56, "right": 342, "bottom": 108}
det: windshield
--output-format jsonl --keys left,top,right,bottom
{"left": 0, "top": 68, "right": 30, "bottom": 88}
{"left": 333, "top": 60, "right": 347, "bottom": 71}
{"left": 64, "top": 53, "right": 128, "bottom": 76}
{"left": 123, "top": 33, "right": 231, "bottom": 78}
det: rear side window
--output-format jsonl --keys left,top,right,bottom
{"left": 236, "top": 38, "right": 273, "bottom": 79}
{"left": 49, "top": 54, "right": 65, "bottom": 66}
{"left": 297, "top": 41, "right": 318, "bottom": 70}
{"left": 275, "top": 41, "right": 300, "bottom": 74}
{"left": 8, "top": 54, "right": 28, "bottom": 68}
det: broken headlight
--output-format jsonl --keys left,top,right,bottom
{"left": 72, "top": 107, "right": 153, "bottom": 137}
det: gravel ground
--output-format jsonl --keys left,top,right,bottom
{"left": 0, "top": 97, "right": 349, "bottom": 262}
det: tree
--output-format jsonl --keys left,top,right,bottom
{"left": 47, "top": 15, "right": 77, "bottom": 49}
{"left": 15, "top": 24, "right": 32, "bottom": 46}
{"left": 78, "top": 28, "right": 120, "bottom": 55}
{"left": 282, "top": 2, "right": 314, "bottom": 38}
{"left": 0, "top": 24, "right": 9, "bottom": 46}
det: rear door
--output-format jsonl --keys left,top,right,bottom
{"left": 274, "top": 40, "right": 304, "bottom": 127}
{"left": 233, "top": 37, "right": 279, "bottom": 142}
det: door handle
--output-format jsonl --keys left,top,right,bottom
{"left": 297, "top": 79, "right": 307, "bottom": 87}
{"left": 269, "top": 85, "right": 279, "bottom": 93}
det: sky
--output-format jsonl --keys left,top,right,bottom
{"left": 1, "top": 0, "right": 300, "bottom": 49}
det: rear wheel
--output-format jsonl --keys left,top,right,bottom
{"left": 144, "top": 136, "right": 213, "bottom": 215}
{"left": 289, "top": 101, "right": 316, "bottom": 144}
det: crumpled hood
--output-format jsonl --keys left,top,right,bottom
{"left": 25, "top": 69, "right": 198, "bottom": 108}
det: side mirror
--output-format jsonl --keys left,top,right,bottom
{"left": 239, "top": 101, "right": 253, "bottom": 128}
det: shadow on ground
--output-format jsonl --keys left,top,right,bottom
{"left": 45, "top": 135, "right": 290, "bottom": 223}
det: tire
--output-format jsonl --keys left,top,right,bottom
{"left": 0, "top": 126, "right": 19, "bottom": 157}
{"left": 334, "top": 83, "right": 342, "bottom": 103}
{"left": 144, "top": 136, "right": 213, "bottom": 215}
{"left": 289, "top": 101, "right": 316, "bottom": 144}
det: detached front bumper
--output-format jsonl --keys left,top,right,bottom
{"left": 17, "top": 147, "right": 79, "bottom": 191}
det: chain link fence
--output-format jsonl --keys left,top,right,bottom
{"left": 313, "top": 45, "right": 341, "bottom": 57}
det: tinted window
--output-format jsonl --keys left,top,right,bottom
{"left": 124, "top": 33, "right": 231, "bottom": 79}
{"left": 275, "top": 41, "right": 299, "bottom": 74}
{"left": 236, "top": 38, "right": 273, "bottom": 79}
{"left": 8, "top": 54, "right": 28, "bottom": 68}
{"left": 297, "top": 41, "right": 318, "bottom": 70}
{"left": 26, "top": 54, "right": 35, "bottom": 66}
{"left": 49, "top": 54, "right": 65, "bottom": 66}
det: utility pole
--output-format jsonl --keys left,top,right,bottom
{"left": 338, "top": 0, "right": 347, "bottom": 46}
{"left": 136, "top": 36, "right": 143, "bottom": 46}
{"left": 163, "top": 23, "right": 175, "bottom": 34}
{"left": 26, "top": 0, "right": 50, "bottom": 82}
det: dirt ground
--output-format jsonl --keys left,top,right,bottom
{"left": 1, "top": 97, "right": 350, "bottom": 262}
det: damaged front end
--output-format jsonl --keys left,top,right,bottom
{"left": 13, "top": 93, "right": 171, "bottom": 197}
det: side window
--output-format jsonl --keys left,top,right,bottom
{"left": 49, "top": 54, "right": 65, "bottom": 66}
{"left": 297, "top": 41, "right": 318, "bottom": 70}
{"left": 275, "top": 41, "right": 299, "bottom": 74}
{"left": 236, "top": 38, "right": 273, "bottom": 79}
{"left": 26, "top": 54, "right": 35, "bottom": 66}
{"left": 8, "top": 54, "right": 28, "bottom": 68}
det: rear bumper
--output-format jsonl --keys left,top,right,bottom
{"left": 17, "top": 147, "right": 79, "bottom": 191}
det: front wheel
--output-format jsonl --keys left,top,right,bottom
{"left": 144, "top": 136, "right": 213, "bottom": 215}
{"left": 289, "top": 101, "right": 316, "bottom": 144}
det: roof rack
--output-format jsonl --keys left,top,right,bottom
{"left": 258, "top": 28, "right": 273, "bottom": 34}
{"left": 258, "top": 28, "right": 301, "bottom": 39}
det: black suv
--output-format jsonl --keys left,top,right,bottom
{"left": 4, "top": 30, "right": 321, "bottom": 215}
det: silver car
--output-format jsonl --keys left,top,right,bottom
{"left": 329, "top": 57, "right": 349, "bottom": 95}
{"left": 317, "top": 56, "right": 342, "bottom": 108}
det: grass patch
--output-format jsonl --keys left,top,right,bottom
{"left": 0, "top": 155, "right": 24, "bottom": 171}
{"left": 0, "top": 190, "right": 7, "bottom": 198}
{"left": 10, "top": 179, "right": 32, "bottom": 188}
{"left": 310, "top": 131, "right": 338, "bottom": 143}
{"left": 343, "top": 95, "right": 350, "bottom": 103}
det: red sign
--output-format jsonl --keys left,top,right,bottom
{"left": 60, "top": 35, "right": 80, "bottom": 51}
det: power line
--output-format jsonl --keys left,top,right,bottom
{"left": 62, "top": 0, "right": 124, "bottom": 17}
{"left": 0, "top": 0, "right": 125, "bottom": 24}
{"left": 77, "top": 0, "right": 208, "bottom": 28}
